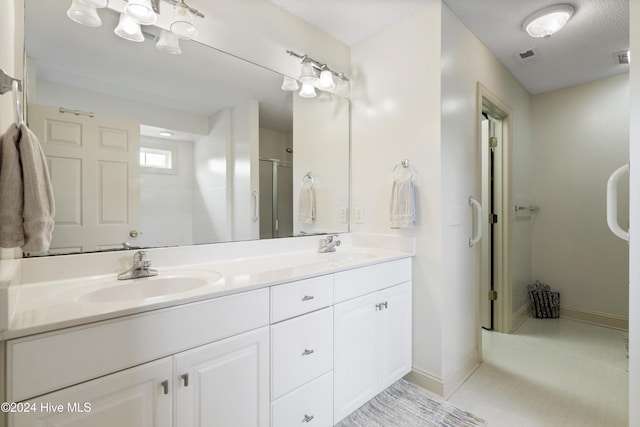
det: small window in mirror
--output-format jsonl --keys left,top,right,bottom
{"left": 140, "top": 147, "right": 175, "bottom": 174}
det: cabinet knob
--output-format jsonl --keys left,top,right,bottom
{"left": 302, "top": 348, "right": 315, "bottom": 356}
{"left": 375, "top": 303, "right": 382, "bottom": 311}
{"left": 382, "top": 301, "right": 388, "bottom": 309}
{"left": 181, "top": 373, "right": 189, "bottom": 387}
{"left": 161, "top": 380, "right": 169, "bottom": 395}
{"left": 302, "top": 414, "right": 315, "bottom": 423}
{"left": 302, "top": 295, "right": 315, "bottom": 301}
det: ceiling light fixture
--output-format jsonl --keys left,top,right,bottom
{"left": 284, "top": 50, "right": 350, "bottom": 98}
{"left": 522, "top": 4, "right": 574, "bottom": 39}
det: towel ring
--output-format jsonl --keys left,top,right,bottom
{"left": 392, "top": 159, "right": 414, "bottom": 179}
{"left": 301, "top": 172, "right": 314, "bottom": 186}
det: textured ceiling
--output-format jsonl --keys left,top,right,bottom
{"left": 271, "top": 0, "right": 630, "bottom": 94}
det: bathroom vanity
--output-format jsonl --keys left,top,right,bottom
{"left": 0, "top": 240, "right": 412, "bottom": 427}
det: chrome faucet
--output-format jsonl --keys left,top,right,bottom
{"left": 318, "top": 234, "right": 341, "bottom": 253}
{"left": 118, "top": 250, "right": 158, "bottom": 280}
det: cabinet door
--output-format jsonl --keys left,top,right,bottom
{"left": 9, "top": 358, "right": 172, "bottom": 427}
{"left": 333, "top": 292, "right": 379, "bottom": 424}
{"left": 378, "top": 282, "right": 412, "bottom": 390}
{"left": 174, "top": 327, "right": 269, "bottom": 427}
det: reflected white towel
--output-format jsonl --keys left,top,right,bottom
{"left": 298, "top": 184, "right": 316, "bottom": 224}
{"left": 0, "top": 123, "right": 55, "bottom": 252}
{"left": 389, "top": 176, "right": 415, "bottom": 228}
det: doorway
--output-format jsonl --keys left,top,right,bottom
{"left": 478, "top": 84, "right": 512, "bottom": 334}
{"left": 259, "top": 158, "right": 293, "bottom": 239}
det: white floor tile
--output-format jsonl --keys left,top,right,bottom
{"left": 448, "top": 317, "right": 628, "bottom": 426}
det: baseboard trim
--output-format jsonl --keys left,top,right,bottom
{"left": 512, "top": 302, "right": 531, "bottom": 332}
{"left": 404, "top": 348, "right": 480, "bottom": 399}
{"left": 560, "top": 306, "right": 628, "bottom": 331}
{"left": 404, "top": 368, "right": 444, "bottom": 397}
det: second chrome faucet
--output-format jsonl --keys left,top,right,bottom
{"left": 118, "top": 250, "right": 158, "bottom": 280}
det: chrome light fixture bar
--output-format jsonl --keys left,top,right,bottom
{"left": 284, "top": 50, "right": 350, "bottom": 98}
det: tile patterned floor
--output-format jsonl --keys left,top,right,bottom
{"left": 448, "top": 317, "right": 628, "bottom": 426}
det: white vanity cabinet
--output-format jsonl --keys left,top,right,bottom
{"left": 333, "top": 259, "right": 412, "bottom": 425}
{"left": 6, "top": 289, "right": 270, "bottom": 427}
{"left": 10, "top": 357, "right": 173, "bottom": 427}
{"left": 269, "top": 275, "right": 334, "bottom": 427}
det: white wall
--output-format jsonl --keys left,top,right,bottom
{"left": 350, "top": 2, "right": 444, "bottom": 388}
{"left": 139, "top": 136, "right": 194, "bottom": 248}
{"left": 440, "top": 4, "right": 533, "bottom": 384}
{"left": 531, "top": 74, "right": 629, "bottom": 324}
{"left": 627, "top": 1, "right": 639, "bottom": 424}
{"left": 293, "top": 94, "right": 350, "bottom": 235}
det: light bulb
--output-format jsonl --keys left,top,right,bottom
{"left": 67, "top": 0, "right": 102, "bottom": 27}
{"left": 114, "top": 13, "right": 144, "bottom": 42}
{"left": 171, "top": 2, "right": 198, "bottom": 40}
{"left": 156, "top": 29, "right": 182, "bottom": 54}
{"left": 299, "top": 83, "right": 316, "bottom": 98}
{"left": 299, "top": 62, "right": 317, "bottom": 84}
{"left": 125, "top": 0, "right": 157, "bottom": 25}
{"left": 318, "top": 70, "right": 335, "bottom": 91}
{"left": 281, "top": 76, "right": 299, "bottom": 91}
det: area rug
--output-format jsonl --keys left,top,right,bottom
{"left": 336, "top": 379, "right": 487, "bottom": 427}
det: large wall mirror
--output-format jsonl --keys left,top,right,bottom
{"left": 23, "top": 0, "right": 350, "bottom": 256}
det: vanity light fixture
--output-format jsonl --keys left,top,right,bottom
{"left": 522, "top": 4, "right": 575, "bottom": 39}
{"left": 284, "top": 50, "right": 350, "bottom": 98}
{"left": 65, "top": 0, "right": 204, "bottom": 55}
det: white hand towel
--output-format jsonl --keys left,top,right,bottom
{"left": 19, "top": 123, "right": 55, "bottom": 253}
{"left": 0, "top": 124, "right": 25, "bottom": 248}
{"left": 389, "top": 175, "right": 415, "bottom": 228}
{"left": 298, "top": 184, "right": 316, "bottom": 224}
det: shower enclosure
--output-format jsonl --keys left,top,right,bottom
{"left": 259, "top": 158, "right": 293, "bottom": 238}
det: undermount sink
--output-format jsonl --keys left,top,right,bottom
{"left": 77, "top": 271, "right": 223, "bottom": 303}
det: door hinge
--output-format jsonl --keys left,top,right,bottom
{"left": 489, "top": 213, "right": 498, "bottom": 224}
{"left": 488, "top": 290, "right": 498, "bottom": 300}
{"left": 489, "top": 136, "right": 498, "bottom": 148}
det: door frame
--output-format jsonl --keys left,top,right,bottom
{"left": 476, "top": 83, "right": 513, "bottom": 339}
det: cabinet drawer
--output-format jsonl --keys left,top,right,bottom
{"left": 271, "top": 371, "right": 333, "bottom": 427}
{"left": 334, "top": 258, "right": 411, "bottom": 303}
{"left": 270, "top": 275, "right": 333, "bottom": 323}
{"left": 7, "top": 288, "right": 269, "bottom": 402}
{"left": 271, "top": 307, "right": 333, "bottom": 399}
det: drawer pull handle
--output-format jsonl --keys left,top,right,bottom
{"left": 181, "top": 373, "right": 189, "bottom": 387}
{"left": 302, "top": 348, "right": 315, "bottom": 356}
{"left": 302, "top": 295, "right": 315, "bottom": 301}
{"left": 303, "top": 414, "right": 315, "bottom": 423}
{"left": 161, "top": 380, "right": 169, "bottom": 395}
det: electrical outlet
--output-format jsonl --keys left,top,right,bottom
{"left": 355, "top": 207, "right": 364, "bottom": 224}
{"left": 339, "top": 207, "right": 347, "bottom": 223}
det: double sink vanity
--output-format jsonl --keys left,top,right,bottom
{"left": 0, "top": 235, "right": 413, "bottom": 426}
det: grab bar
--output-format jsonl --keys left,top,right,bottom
{"left": 606, "top": 164, "right": 629, "bottom": 242}
{"left": 469, "top": 197, "right": 482, "bottom": 247}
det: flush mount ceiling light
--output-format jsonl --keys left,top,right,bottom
{"left": 284, "top": 50, "right": 350, "bottom": 99}
{"left": 522, "top": 4, "right": 574, "bottom": 39}
{"left": 66, "top": 0, "right": 204, "bottom": 55}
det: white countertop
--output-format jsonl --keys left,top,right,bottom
{"left": 3, "top": 245, "right": 412, "bottom": 340}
